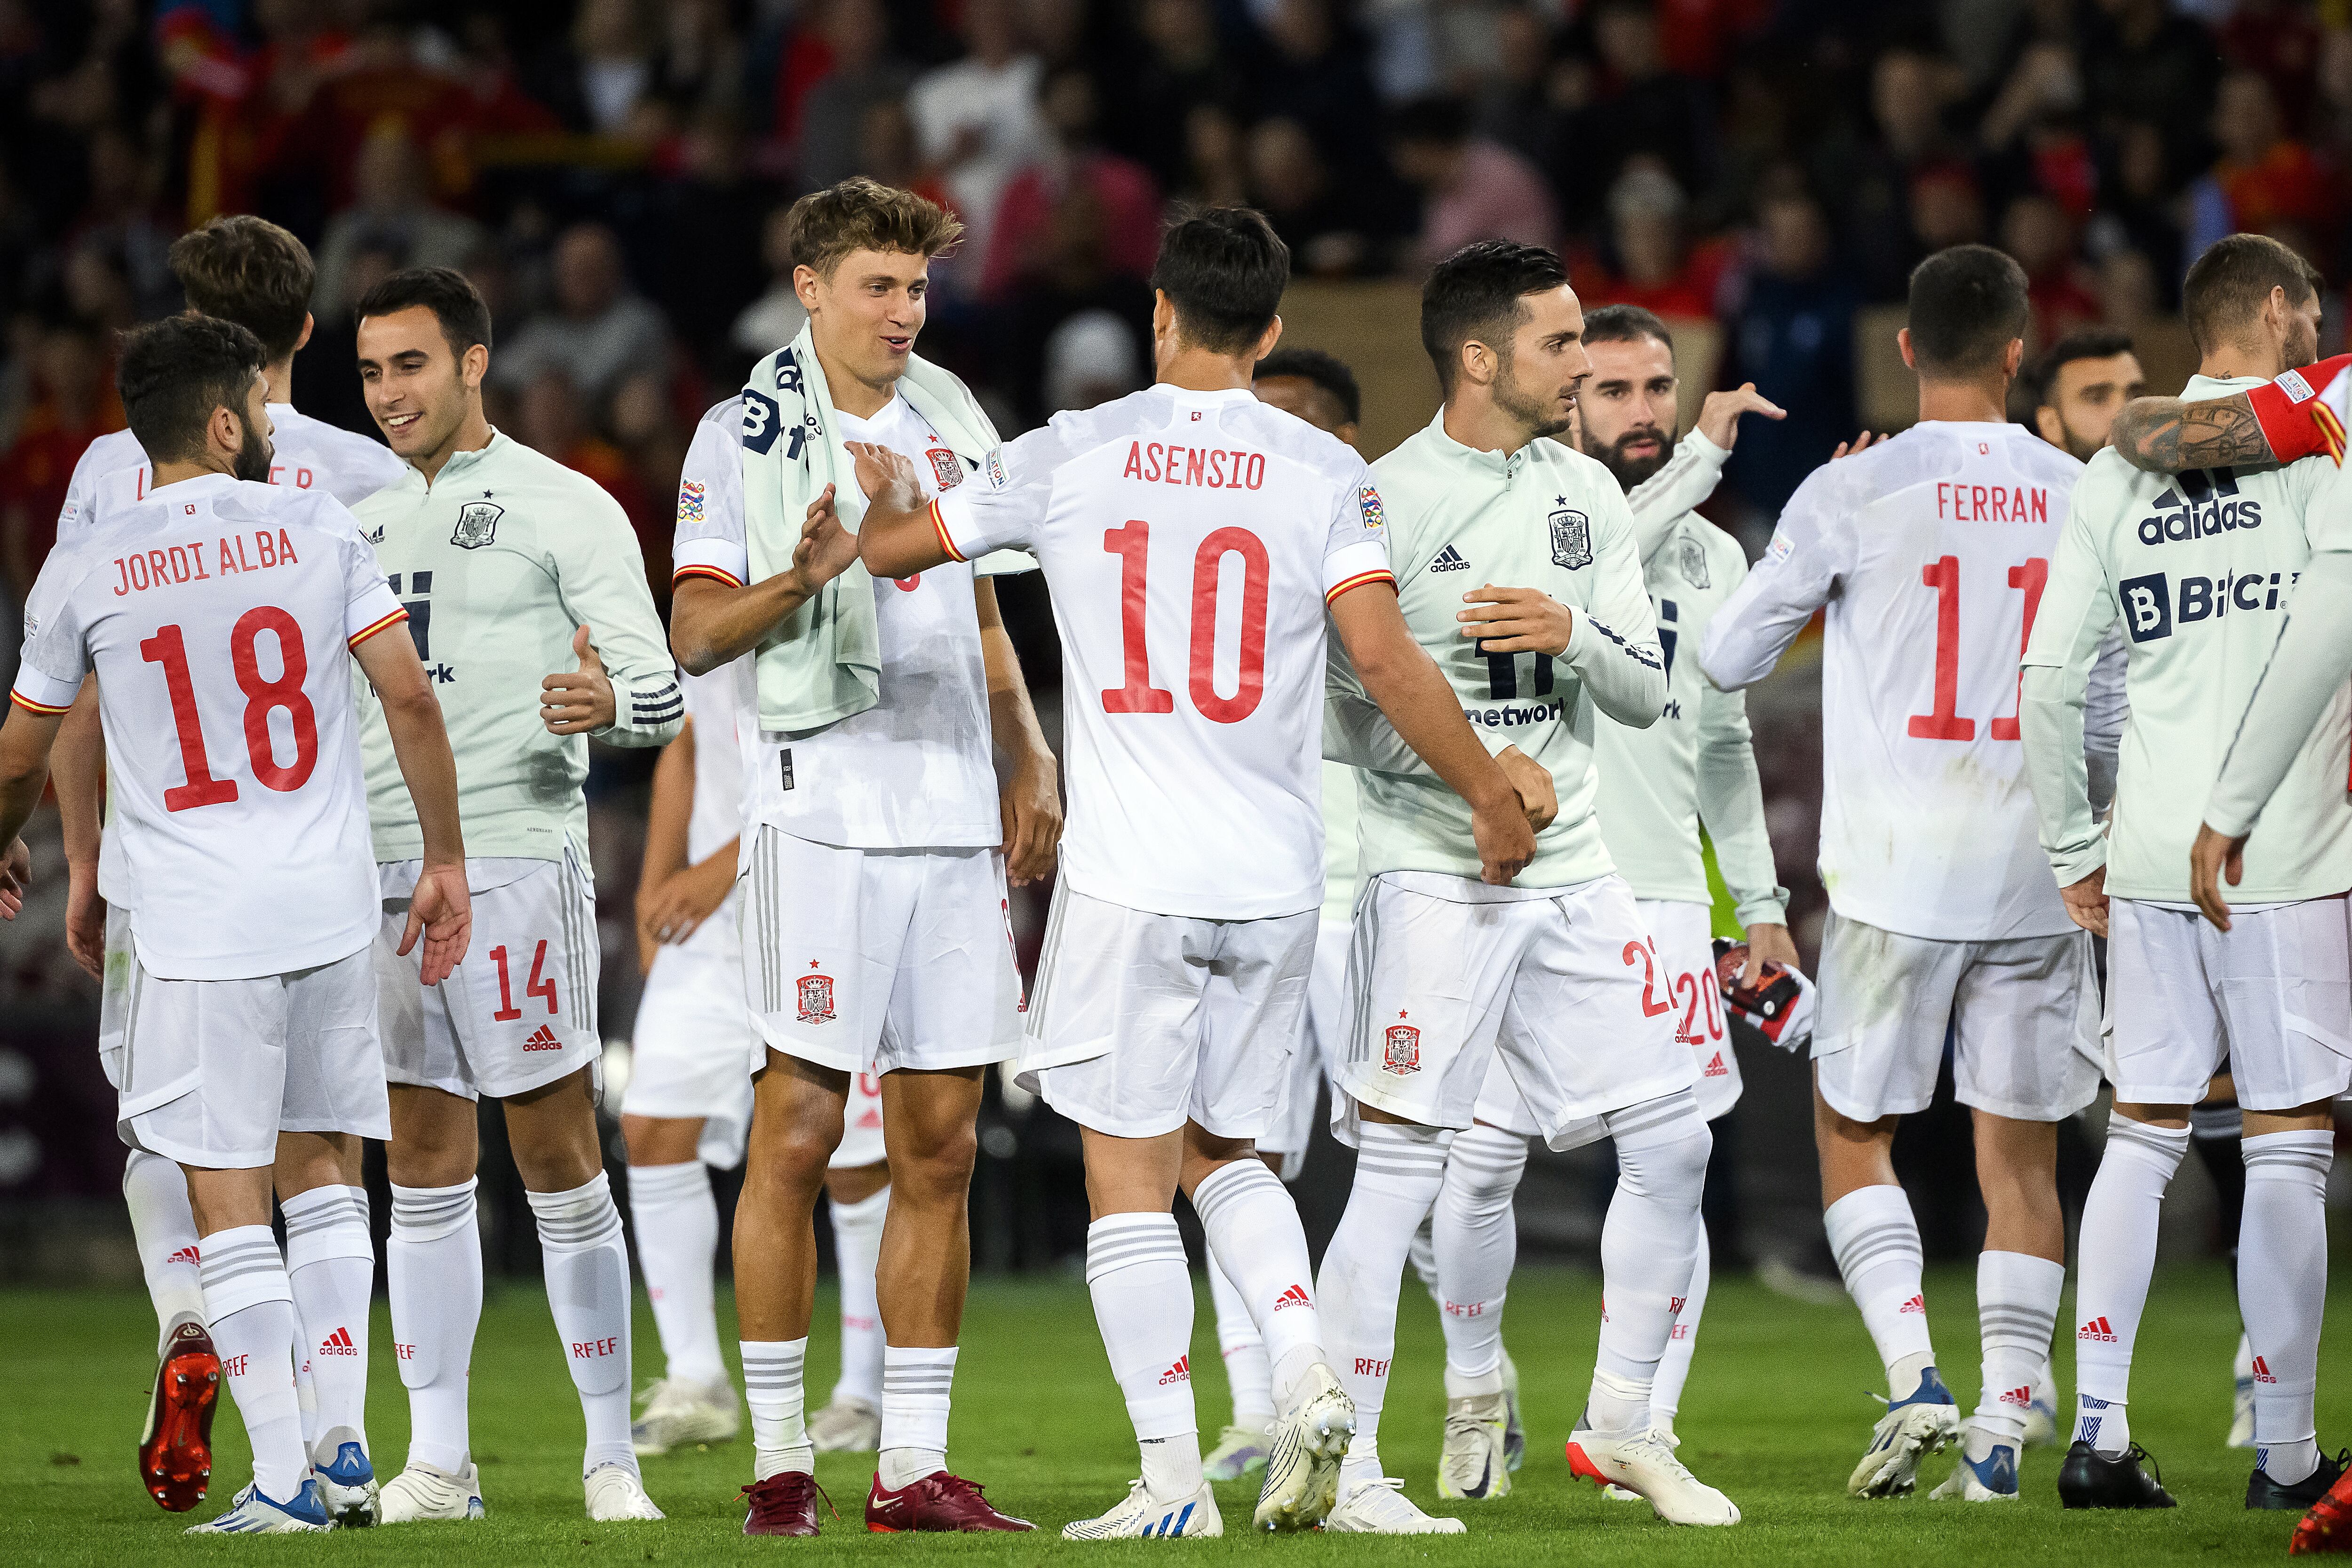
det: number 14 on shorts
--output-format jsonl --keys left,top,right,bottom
{"left": 489, "top": 939, "right": 558, "bottom": 1022}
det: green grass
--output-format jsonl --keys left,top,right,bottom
{"left": 3, "top": 1263, "right": 2332, "bottom": 1563}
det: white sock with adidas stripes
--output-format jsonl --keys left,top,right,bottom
{"left": 124, "top": 1147, "right": 206, "bottom": 1354}
{"left": 199, "top": 1225, "right": 309, "bottom": 1502}
{"left": 627, "top": 1161, "right": 725, "bottom": 1387}
{"left": 1583, "top": 1092, "right": 1711, "bottom": 1438}
{"left": 1191, "top": 1158, "right": 1326, "bottom": 1416}
{"left": 1971, "top": 1250, "right": 2062, "bottom": 1448}
{"left": 527, "top": 1172, "right": 637, "bottom": 1478}
{"left": 282, "top": 1183, "right": 375, "bottom": 1464}
{"left": 2242, "top": 1130, "right": 2333, "bottom": 1485}
{"left": 1317, "top": 1121, "right": 1451, "bottom": 1497}
{"left": 1432, "top": 1121, "right": 1527, "bottom": 1398}
{"left": 2071, "top": 1113, "right": 2188, "bottom": 1454}
{"left": 1824, "top": 1183, "right": 1936, "bottom": 1399}
{"left": 389, "top": 1179, "right": 481, "bottom": 1476}
{"left": 1086, "top": 1212, "right": 1200, "bottom": 1504}
{"left": 1206, "top": 1250, "right": 1275, "bottom": 1429}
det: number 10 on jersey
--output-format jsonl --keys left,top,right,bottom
{"left": 1100, "top": 521, "right": 1270, "bottom": 724}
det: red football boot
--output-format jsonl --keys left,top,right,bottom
{"left": 865, "top": 1471, "right": 1033, "bottom": 1532}
{"left": 139, "top": 1320, "right": 220, "bottom": 1512}
{"left": 741, "top": 1471, "right": 831, "bottom": 1536}
{"left": 2292, "top": 1465, "right": 2352, "bottom": 1554}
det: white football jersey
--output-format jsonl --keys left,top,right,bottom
{"left": 12, "top": 474, "right": 405, "bottom": 979}
{"left": 670, "top": 665, "right": 746, "bottom": 962}
{"left": 1700, "top": 422, "right": 2083, "bottom": 942}
{"left": 931, "top": 385, "right": 1392, "bottom": 919}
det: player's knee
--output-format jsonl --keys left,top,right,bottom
{"left": 1607, "top": 1096, "right": 1712, "bottom": 1203}
{"left": 747, "top": 1118, "right": 839, "bottom": 1202}
{"left": 889, "top": 1119, "right": 978, "bottom": 1199}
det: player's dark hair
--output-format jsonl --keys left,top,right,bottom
{"left": 1420, "top": 240, "right": 1572, "bottom": 393}
{"left": 1905, "top": 244, "right": 2031, "bottom": 379}
{"left": 168, "top": 215, "right": 315, "bottom": 364}
{"left": 356, "top": 265, "right": 494, "bottom": 359}
{"left": 2024, "top": 328, "right": 2137, "bottom": 408}
{"left": 2182, "top": 233, "right": 2323, "bottom": 356}
{"left": 1254, "top": 347, "right": 1361, "bottom": 425}
{"left": 1582, "top": 303, "right": 1676, "bottom": 357}
{"left": 1151, "top": 207, "right": 1290, "bottom": 356}
{"left": 116, "top": 315, "right": 267, "bottom": 466}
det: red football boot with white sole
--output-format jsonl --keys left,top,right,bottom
{"left": 140, "top": 1321, "right": 221, "bottom": 1512}
{"left": 2292, "top": 1465, "right": 2352, "bottom": 1554}
{"left": 865, "top": 1471, "right": 1033, "bottom": 1532}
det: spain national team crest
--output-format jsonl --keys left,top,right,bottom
{"left": 1678, "top": 531, "right": 1709, "bottom": 589}
{"left": 927, "top": 447, "right": 963, "bottom": 491}
{"left": 451, "top": 500, "right": 503, "bottom": 549}
{"left": 1382, "top": 1023, "right": 1421, "bottom": 1075}
{"left": 796, "top": 967, "right": 835, "bottom": 1025}
{"left": 1548, "top": 506, "right": 1592, "bottom": 570}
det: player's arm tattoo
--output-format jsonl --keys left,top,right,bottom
{"left": 2108, "top": 393, "right": 2273, "bottom": 473}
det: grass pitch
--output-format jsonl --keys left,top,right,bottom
{"left": 4, "top": 1262, "right": 2332, "bottom": 1564}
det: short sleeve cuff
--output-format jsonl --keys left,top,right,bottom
{"left": 1322, "top": 539, "right": 1395, "bottom": 603}
{"left": 673, "top": 536, "right": 750, "bottom": 587}
{"left": 345, "top": 582, "right": 408, "bottom": 647}
{"left": 929, "top": 493, "right": 977, "bottom": 564}
{"left": 9, "top": 666, "right": 79, "bottom": 715}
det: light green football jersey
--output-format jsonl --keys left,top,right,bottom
{"left": 1326, "top": 412, "right": 1666, "bottom": 890}
{"left": 353, "top": 430, "right": 683, "bottom": 866}
{"left": 2021, "top": 374, "right": 2352, "bottom": 903}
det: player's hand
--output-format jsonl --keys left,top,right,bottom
{"left": 790, "top": 483, "right": 861, "bottom": 593}
{"left": 846, "top": 441, "right": 925, "bottom": 514}
{"left": 65, "top": 862, "right": 104, "bottom": 980}
{"left": 542, "top": 625, "right": 619, "bottom": 735}
{"left": 1696, "top": 383, "right": 1786, "bottom": 451}
{"left": 2190, "top": 822, "right": 2249, "bottom": 931}
{"left": 1458, "top": 585, "right": 1574, "bottom": 656}
{"left": 638, "top": 853, "right": 737, "bottom": 949}
{"left": 1470, "top": 793, "right": 1538, "bottom": 886}
{"left": 2059, "top": 865, "right": 2109, "bottom": 939}
{"left": 1831, "top": 432, "right": 1889, "bottom": 459}
{"left": 1495, "top": 745, "right": 1557, "bottom": 832}
{"left": 401, "top": 862, "right": 473, "bottom": 987}
{"left": 1740, "top": 921, "right": 1798, "bottom": 989}
{"left": 1000, "top": 744, "right": 1062, "bottom": 886}
{"left": 0, "top": 836, "right": 28, "bottom": 920}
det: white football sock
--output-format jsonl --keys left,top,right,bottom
{"left": 125, "top": 1148, "right": 205, "bottom": 1354}
{"left": 1192, "top": 1157, "right": 1327, "bottom": 1414}
{"left": 627, "top": 1161, "right": 725, "bottom": 1387}
{"left": 2070, "top": 1113, "right": 2186, "bottom": 1453}
{"left": 828, "top": 1185, "right": 889, "bottom": 1409}
{"left": 1086, "top": 1212, "right": 1200, "bottom": 1502}
{"left": 1652, "top": 1226, "right": 1710, "bottom": 1428}
{"left": 1407, "top": 1214, "right": 1440, "bottom": 1299}
{"left": 389, "top": 1179, "right": 481, "bottom": 1476}
{"left": 199, "top": 1226, "right": 308, "bottom": 1501}
{"left": 1971, "top": 1249, "right": 2062, "bottom": 1447}
{"left": 742, "top": 1338, "right": 812, "bottom": 1480}
{"left": 1207, "top": 1250, "right": 1274, "bottom": 1428}
{"left": 1433, "top": 1122, "right": 1526, "bottom": 1397}
{"left": 879, "top": 1344, "right": 954, "bottom": 1489}
{"left": 1824, "top": 1182, "right": 1935, "bottom": 1395}
{"left": 1317, "top": 1121, "right": 1450, "bottom": 1497}
{"left": 1584, "top": 1092, "right": 1710, "bottom": 1438}
{"left": 2242, "top": 1130, "right": 2332, "bottom": 1485}
{"left": 526, "top": 1172, "right": 637, "bottom": 1479}
{"left": 282, "top": 1183, "right": 374, "bottom": 1462}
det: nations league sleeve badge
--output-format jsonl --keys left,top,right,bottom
{"left": 1548, "top": 505, "right": 1592, "bottom": 570}
{"left": 451, "top": 499, "right": 503, "bottom": 549}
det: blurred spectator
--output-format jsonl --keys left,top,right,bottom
{"left": 2218, "top": 0, "right": 2322, "bottom": 135}
{"left": 2186, "top": 71, "right": 2336, "bottom": 264}
{"left": 646, "top": 111, "right": 783, "bottom": 375}
{"left": 0, "top": 321, "right": 116, "bottom": 599}
{"left": 527, "top": 0, "right": 662, "bottom": 136}
{"left": 313, "top": 129, "right": 489, "bottom": 321}
{"left": 1248, "top": 0, "right": 1385, "bottom": 178}
{"left": 1721, "top": 188, "right": 1855, "bottom": 518}
{"left": 1576, "top": 0, "right": 1716, "bottom": 201}
{"left": 1176, "top": 105, "right": 1251, "bottom": 209}
{"left": 1391, "top": 94, "right": 1558, "bottom": 270}
{"left": 1471, "top": 6, "right": 1562, "bottom": 165}
{"left": 1248, "top": 117, "right": 1371, "bottom": 277}
{"left": 516, "top": 366, "right": 655, "bottom": 545}
{"left": 734, "top": 206, "right": 811, "bottom": 359}
{"left": 609, "top": 369, "right": 689, "bottom": 604}
{"left": 907, "top": 0, "right": 1048, "bottom": 296}
{"left": 1042, "top": 309, "right": 1144, "bottom": 412}
{"left": 2002, "top": 193, "right": 2102, "bottom": 350}
{"left": 2089, "top": 119, "right": 2185, "bottom": 299}
{"left": 1910, "top": 165, "right": 1988, "bottom": 255}
{"left": 2082, "top": 0, "right": 2221, "bottom": 170}
{"left": 1579, "top": 162, "right": 1724, "bottom": 320}
{"left": 68, "top": 125, "right": 177, "bottom": 322}
{"left": 994, "top": 182, "right": 1153, "bottom": 425}
{"left": 982, "top": 68, "right": 1160, "bottom": 301}
{"left": 494, "top": 223, "right": 671, "bottom": 408}
{"left": 1108, "top": 0, "right": 1235, "bottom": 193}
{"left": 795, "top": 0, "right": 914, "bottom": 192}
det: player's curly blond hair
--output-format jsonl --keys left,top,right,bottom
{"left": 785, "top": 178, "right": 963, "bottom": 280}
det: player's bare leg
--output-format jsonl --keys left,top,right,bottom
{"left": 810, "top": 1159, "right": 888, "bottom": 1453}
{"left": 622, "top": 1112, "right": 740, "bottom": 1456}
{"left": 270, "top": 1132, "right": 379, "bottom": 1524}
{"left": 1815, "top": 1083, "right": 1958, "bottom": 1496}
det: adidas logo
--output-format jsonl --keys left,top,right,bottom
{"left": 1273, "top": 1283, "right": 1311, "bottom": 1312}
{"left": 2079, "top": 1316, "right": 2118, "bottom": 1343}
{"left": 856, "top": 1109, "right": 882, "bottom": 1128}
{"left": 1997, "top": 1385, "right": 2031, "bottom": 1407}
{"left": 1429, "top": 544, "right": 1470, "bottom": 572}
{"left": 318, "top": 1327, "right": 359, "bottom": 1357}
{"left": 1702, "top": 1052, "right": 1729, "bottom": 1077}
{"left": 2253, "top": 1355, "right": 2277, "bottom": 1385}
{"left": 1898, "top": 1294, "right": 1925, "bottom": 1315}
{"left": 167, "top": 1245, "right": 201, "bottom": 1267}
{"left": 521, "top": 1024, "right": 562, "bottom": 1052}
{"left": 1159, "top": 1355, "right": 1190, "bottom": 1386}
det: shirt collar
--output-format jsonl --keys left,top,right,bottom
{"left": 147, "top": 471, "right": 239, "bottom": 501}
{"left": 1161, "top": 386, "right": 1257, "bottom": 406}
{"left": 409, "top": 428, "right": 508, "bottom": 488}
{"left": 2182, "top": 372, "right": 2268, "bottom": 398}
{"left": 1423, "top": 407, "right": 1527, "bottom": 481}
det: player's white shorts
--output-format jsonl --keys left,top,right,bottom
{"left": 1261, "top": 917, "right": 1348, "bottom": 1160}
{"left": 1336, "top": 872, "right": 1694, "bottom": 1150}
{"left": 835, "top": 1069, "right": 888, "bottom": 1169}
{"left": 741, "top": 828, "right": 1023, "bottom": 1075}
{"left": 116, "top": 944, "right": 388, "bottom": 1168}
{"left": 1021, "top": 885, "right": 1317, "bottom": 1140}
{"left": 2106, "top": 897, "right": 2352, "bottom": 1111}
{"left": 1470, "top": 898, "right": 1737, "bottom": 1143}
{"left": 376, "top": 855, "right": 603, "bottom": 1102}
{"left": 622, "top": 934, "right": 758, "bottom": 1168}
{"left": 98, "top": 901, "right": 134, "bottom": 1090}
{"left": 1812, "top": 911, "right": 2099, "bottom": 1123}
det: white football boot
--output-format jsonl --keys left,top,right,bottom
{"left": 1436, "top": 1394, "right": 1512, "bottom": 1500}
{"left": 185, "top": 1478, "right": 332, "bottom": 1534}
{"left": 1501, "top": 1349, "right": 1526, "bottom": 1471}
{"left": 2021, "top": 1363, "right": 2061, "bottom": 1449}
{"left": 807, "top": 1394, "right": 882, "bottom": 1453}
{"left": 1847, "top": 1366, "right": 1960, "bottom": 1498}
{"left": 378, "top": 1459, "right": 486, "bottom": 1522}
{"left": 1324, "top": 1478, "right": 1467, "bottom": 1535}
{"left": 630, "top": 1376, "right": 741, "bottom": 1456}
{"left": 1569, "top": 1428, "right": 1740, "bottom": 1525}
{"left": 312, "top": 1430, "right": 380, "bottom": 1527}
{"left": 585, "top": 1462, "right": 664, "bottom": 1520}
{"left": 1929, "top": 1426, "right": 2020, "bottom": 1502}
{"left": 1252, "top": 1362, "right": 1356, "bottom": 1531}
{"left": 1061, "top": 1480, "right": 1223, "bottom": 1539}
{"left": 1202, "top": 1422, "right": 1271, "bottom": 1482}
{"left": 1604, "top": 1423, "right": 1676, "bottom": 1502}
